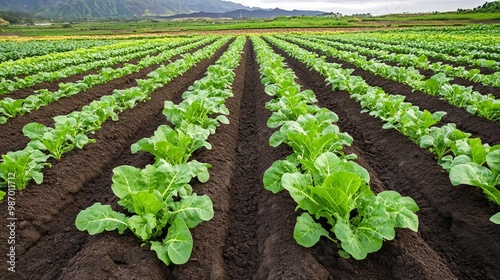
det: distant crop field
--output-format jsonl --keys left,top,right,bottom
{"left": 1, "top": 13, "right": 500, "bottom": 36}
{"left": 0, "top": 24, "right": 499, "bottom": 279}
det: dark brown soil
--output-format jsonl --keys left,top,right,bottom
{"left": 1, "top": 51, "right": 161, "bottom": 102}
{"left": 0, "top": 40, "right": 230, "bottom": 280}
{"left": 425, "top": 57, "right": 498, "bottom": 75}
{"left": 1, "top": 37, "right": 500, "bottom": 280}
{"left": 313, "top": 51, "right": 500, "bottom": 145}
{"left": 362, "top": 54, "right": 500, "bottom": 100}
{"left": 325, "top": 38, "right": 499, "bottom": 75}
{"left": 350, "top": 39, "right": 499, "bottom": 75}
{"left": 0, "top": 46, "right": 205, "bottom": 156}
{"left": 271, "top": 43, "right": 500, "bottom": 280}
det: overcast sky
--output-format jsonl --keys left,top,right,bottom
{"left": 225, "top": 0, "right": 489, "bottom": 15}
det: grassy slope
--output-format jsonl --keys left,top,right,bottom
{"left": 1, "top": 12, "right": 499, "bottom": 36}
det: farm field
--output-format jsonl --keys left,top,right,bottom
{"left": 0, "top": 25, "right": 500, "bottom": 279}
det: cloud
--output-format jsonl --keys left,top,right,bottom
{"left": 225, "top": 0, "right": 488, "bottom": 15}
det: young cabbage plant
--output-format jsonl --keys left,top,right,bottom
{"left": 131, "top": 124, "right": 211, "bottom": 164}
{"left": 264, "top": 152, "right": 419, "bottom": 260}
{"left": 449, "top": 148, "right": 500, "bottom": 207}
{"left": 163, "top": 97, "right": 229, "bottom": 134}
{"left": 23, "top": 117, "right": 96, "bottom": 160}
{"left": 419, "top": 124, "right": 471, "bottom": 160}
{"left": 0, "top": 147, "right": 51, "bottom": 190}
{"left": 269, "top": 112, "right": 354, "bottom": 166}
{"left": 75, "top": 160, "right": 213, "bottom": 265}
{"left": 0, "top": 97, "right": 24, "bottom": 122}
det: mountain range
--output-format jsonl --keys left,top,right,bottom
{"left": 164, "top": 8, "right": 324, "bottom": 19}
{"left": 0, "top": 0, "right": 263, "bottom": 19}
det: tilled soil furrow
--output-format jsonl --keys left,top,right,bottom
{"left": 168, "top": 39, "right": 246, "bottom": 280}
{"left": 1, "top": 53, "right": 157, "bottom": 101}
{"left": 0, "top": 46, "right": 207, "bottom": 156}
{"left": 319, "top": 54, "right": 500, "bottom": 145}
{"left": 221, "top": 39, "right": 261, "bottom": 280}
{"left": 269, "top": 42, "right": 457, "bottom": 280}
{"left": 0, "top": 41, "right": 231, "bottom": 279}
{"left": 273, "top": 45, "right": 500, "bottom": 280}
{"left": 415, "top": 68, "right": 500, "bottom": 99}
{"left": 251, "top": 40, "right": 331, "bottom": 280}
{"left": 360, "top": 55, "right": 500, "bottom": 99}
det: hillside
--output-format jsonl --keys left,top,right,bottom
{"left": 472, "top": 1, "right": 500, "bottom": 12}
{"left": 0, "top": 0, "right": 253, "bottom": 19}
{"left": 164, "top": 8, "right": 324, "bottom": 19}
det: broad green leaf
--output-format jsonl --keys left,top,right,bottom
{"left": 269, "top": 130, "right": 286, "bottom": 147}
{"left": 74, "top": 133, "right": 95, "bottom": 149}
{"left": 419, "top": 135, "right": 436, "bottom": 149}
{"left": 450, "top": 163, "right": 495, "bottom": 188}
{"left": 22, "top": 122, "right": 47, "bottom": 140}
{"left": 334, "top": 206, "right": 395, "bottom": 260}
{"left": 128, "top": 213, "right": 157, "bottom": 241}
{"left": 314, "top": 109, "right": 339, "bottom": 125}
{"left": 130, "top": 192, "right": 164, "bottom": 216}
{"left": 486, "top": 150, "right": 500, "bottom": 173}
{"left": 164, "top": 219, "right": 193, "bottom": 264}
{"left": 150, "top": 241, "right": 171, "bottom": 266}
{"left": 216, "top": 115, "right": 229, "bottom": 125}
{"left": 490, "top": 212, "right": 500, "bottom": 224}
{"left": 310, "top": 186, "right": 350, "bottom": 219}
{"left": 469, "top": 138, "right": 487, "bottom": 165}
{"left": 111, "top": 165, "right": 143, "bottom": 199}
{"left": 154, "top": 163, "right": 194, "bottom": 199}
{"left": 314, "top": 152, "right": 370, "bottom": 184}
{"left": 441, "top": 155, "right": 472, "bottom": 172}
{"left": 282, "top": 172, "right": 319, "bottom": 214}
{"left": 450, "top": 163, "right": 500, "bottom": 205}
{"left": 325, "top": 171, "right": 361, "bottom": 197}
{"left": 294, "top": 213, "right": 329, "bottom": 247}
{"left": 170, "top": 194, "right": 214, "bottom": 228}
{"left": 75, "top": 203, "right": 128, "bottom": 235}
{"left": 263, "top": 160, "right": 298, "bottom": 193}
{"left": 376, "top": 191, "right": 419, "bottom": 231}
{"left": 186, "top": 160, "right": 211, "bottom": 183}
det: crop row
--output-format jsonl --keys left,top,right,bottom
{"left": 0, "top": 37, "right": 230, "bottom": 201}
{"left": 0, "top": 37, "right": 216, "bottom": 124}
{"left": 252, "top": 35, "right": 419, "bottom": 260}
{"left": 355, "top": 28, "right": 500, "bottom": 64}
{"left": 0, "top": 37, "right": 189, "bottom": 79}
{"left": 281, "top": 35, "right": 500, "bottom": 121}
{"left": 0, "top": 37, "right": 196, "bottom": 95}
{"left": 265, "top": 35, "right": 500, "bottom": 224}
{"left": 76, "top": 36, "right": 246, "bottom": 265}
{"left": 307, "top": 34, "right": 500, "bottom": 88}
{"left": 380, "top": 24, "right": 500, "bottom": 40}
{"left": 0, "top": 39, "right": 122, "bottom": 63}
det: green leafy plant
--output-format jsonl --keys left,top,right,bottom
{"left": 23, "top": 117, "right": 96, "bottom": 160}
{"left": 0, "top": 98, "right": 24, "bottom": 123}
{"left": 0, "top": 147, "right": 51, "bottom": 190}
{"left": 163, "top": 97, "right": 229, "bottom": 134}
{"left": 269, "top": 112, "right": 354, "bottom": 165}
{"left": 265, "top": 152, "right": 419, "bottom": 260}
{"left": 253, "top": 36, "right": 419, "bottom": 260}
{"left": 420, "top": 124, "right": 471, "bottom": 160}
{"left": 75, "top": 161, "right": 213, "bottom": 265}
{"left": 131, "top": 125, "right": 211, "bottom": 164}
